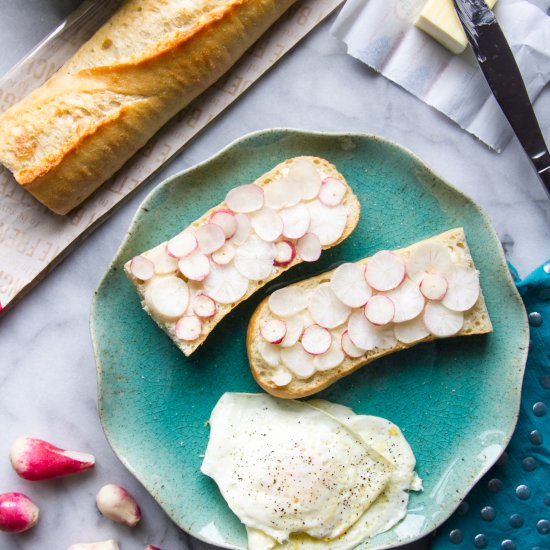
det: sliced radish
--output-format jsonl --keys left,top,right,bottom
{"left": 384, "top": 278, "right": 425, "bottom": 322}
{"left": 330, "top": 263, "right": 372, "bottom": 307}
{"left": 306, "top": 201, "right": 347, "bottom": 245}
{"left": 259, "top": 340, "right": 281, "bottom": 367}
{"left": 274, "top": 241, "right": 296, "bottom": 267}
{"left": 280, "top": 344, "right": 316, "bottom": 379}
{"left": 301, "top": 324, "right": 331, "bottom": 355}
{"left": 279, "top": 204, "right": 310, "bottom": 239}
{"left": 308, "top": 283, "right": 351, "bottom": 328}
{"left": 264, "top": 177, "right": 301, "bottom": 210}
{"left": 230, "top": 213, "right": 251, "bottom": 245}
{"left": 288, "top": 159, "right": 322, "bottom": 200}
{"left": 129, "top": 256, "right": 154, "bottom": 281}
{"left": 297, "top": 233, "right": 322, "bottom": 262}
{"left": 192, "top": 294, "right": 216, "bottom": 318}
{"left": 225, "top": 184, "right": 264, "bottom": 213}
{"left": 442, "top": 266, "right": 480, "bottom": 312}
{"left": 175, "top": 315, "right": 202, "bottom": 341}
{"left": 166, "top": 231, "right": 197, "bottom": 259}
{"left": 196, "top": 224, "right": 225, "bottom": 254}
{"left": 394, "top": 316, "right": 429, "bottom": 344}
{"left": 365, "top": 251, "right": 406, "bottom": 291}
{"left": 302, "top": 309, "right": 316, "bottom": 328}
{"left": 424, "top": 302, "right": 464, "bottom": 337}
{"left": 268, "top": 287, "right": 307, "bottom": 317}
{"left": 211, "top": 243, "right": 236, "bottom": 265}
{"left": 280, "top": 314, "right": 304, "bottom": 347}
{"left": 314, "top": 343, "right": 345, "bottom": 371}
{"left": 407, "top": 243, "right": 453, "bottom": 281}
{"left": 210, "top": 210, "right": 237, "bottom": 239}
{"left": 341, "top": 330, "right": 366, "bottom": 358}
{"left": 420, "top": 272, "right": 448, "bottom": 301}
{"left": 234, "top": 236, "right": 276, "bottom": 280}
{"left": 143, "top": 244, "right": 178, "bottom": 275}
{"left": 364, "top": 295, "right": 395, "bottom": 326}
{"left": 145, "top": 276, "right": 188, "bottom": 320}
{"left": 250, "top": 208, "right": 283, "bottom": 242}
{"left": 347, "top": 311, "right": 397, "bottom": 351}
{"left": 178, "top": 251, "right": 210, "bottom": 281}
{"left": 261, "top": 319, "right": 287, "bottom": 344}
{"left": 319, "top": 177, "right": 347, "bottom": 206}
{"left": 271, "top": 370, "right": 293, "bottom": 387}
{"left": 203, "top": 264, "right": 249, "bottom": 304}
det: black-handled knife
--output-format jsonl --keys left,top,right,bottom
{"left": 453, "top": 0, "right": 550, "bottom": 198}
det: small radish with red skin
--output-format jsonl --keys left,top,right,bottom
{"left": 364, "top": 295, "right": 395, "bottom": 326}
{"left": 301, "top": 325, "right": 331, "bottom": 355}
{"left": 297, "top": 233, "right": 321, "bottom": 262}
{"left": 274, "top": 241, "right": 296, "bottom": 266}
{"left": 251, "top": 208, "right": 283, "bottom": 242}
{"left": 211, "top": 243, "right": 236, "bottom": 265}
{"left": 442, "top": 266, "right": 480, "bottom": 312}
{"left": 230, "top": 213, "right": 251, "bottom": 245}
{"left": 406, "top": 243, "right": 453, "bottom": 281}
{"left": 394, "top": 316, "right": 429, "bottom": 344}
{"left": 279, "top": 204, "right": 310, "bottom": 239}
{"left": 331, "top": 263, "right": 371, "bottom": 307}
{"left": 10, "top": 437, "right": 95, "bottom": 481}
{"left": 385, "top": 279, "right": 425, "bottom": 322}
{"left": 280, "top": 345, "right": 315, "bottom": 379}
{"left": 424, "top": 302, "right": 463, "bottom": 337}
{"left": 196, "top": 224, "right": 225, "bottom": 254}
{"left": 178, "top": 251, "right": 210, "bottom": 281}
{"left": 192, "top": 294, "right": 216, "bottom": 318}
{"left": 319, "top": 177, "right": 346, "bottom": 206}
{"left": 68, "top": 541, "right": 119, "bottom": 550}
{"left": 203, "top": 264, "right": 249, "bottom": 304}
{"left": 0, "top": 492, "right": 39, "bottom": 533}
{"left": 129, "top": 256, "right": 155, "bottom": 281}
{"left": 288, "top": 159, "right": 322, "bottom": 200}
{"left": 271, "top": 370, "right": 292, "bottom": 387}
{"left": 210, "top": 210, "right": 237, "bottom": 239}
{"left": 96, "top": 484, "right": 141, "bottom": 527}
{"left": 261, "top": 319, "right": 287, "bottom": 344}
{"left": 175, "top": 316, "right": 202, "bottom": 341}
{"left": 306, "top": 201, "right": 347, "bottom": 245}
{"left": 365, "top": 251, "right": 405, "bottom": 291}
{"left": 308, "top": 283, "right": 351, "bottom": 329}
{"left": 341, "top": 330, "right": 366, "bottom": 358}
{"left": 420, "top": 272, "right": 448, "bottom": 300}
{"left": 146, "top": 547, "right": 162, "bottom": 550}
{"left": 226, "top": 184, "right": 264, "bottom": 213}
{"left": 268, "top": 287, "right": 307, "bottom": 317}
{"left": 166, "top": 231, "right": 197, "bottom": 259}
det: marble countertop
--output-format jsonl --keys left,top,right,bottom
{"left": 0, "top": 1, "right": 548, "bottom": 549}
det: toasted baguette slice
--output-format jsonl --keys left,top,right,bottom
{"left": 125, "top": 156, "right": 360, "bottom": 356}
{"left": 247, "top": 228, "right": 492, "bottom": 399}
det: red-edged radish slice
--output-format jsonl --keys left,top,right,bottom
{"left": 330, "top": 263, "right": 372, "bottom": 307}
{"left": 394, "top": 316, "right": 429, "bottom": 344}
{"left": 365, "top": 251, "right": 406, "bottom": 291}
{"left": 234, "top": 236, "right": 276, "bottom": 280}
{"left": 261, "top": 319, "right": 287, "bottom": 344}
{"left": 301, "top": 325, "right": 331, "bottom": 355}
{"left": 407, "top": 243, "right": 453, "bottom": 280}
{"left": 279, "top": 315, "right": 304, "bottom": 347}
{"left": 347, "top": 311, "right": 397, "bottom": 351}
{"left": 178, "top": 251, "right": 210, "bottom": 281}
{"left": 268, "top": 287, "right": 307, "bottom": 317}
{"left": 230, "top": 213, "right": 251, "bottom": 245}
{"left": 250, "top": 208, "right": 283, "bottom": 242}
{"left": 288, "top": 158, "right": 322, "bottom": 200}
{"left": 280, "top": 203, "right": 310, "bottom": 239}
{"left": 264, "top": 177, "right": 302, "bottom": 210}
{"left": 307, "top": 201, "right": 347, "bottom": 245}
{"left": 145, "top": 276, "right": 188, "bottom": 320}
{"left": 308, "top": 283, "right": 351, "bottom": 328}
{"left": 175, "top": 316, "right": 202, "bottom": 341}
{"left": 259, "top": 340, "right": 280, "bottom": 367}
{"left": 280, "top": 344, "right": 316, "bottom": 379}
{"left": 424, "top": 302, "right": 463, "bottom": 337}
{"left": 210, "top": 210, "right": 237, "bottom": 239}
{"left": 143, "top": 244, "right": 178, "bottom": 275}
{"left": 211, "top": 243, "right": 236, "bottom": 265}
{"left": 166, "top": 231, "right": 197, "bottom": 259}
{"left": 314, "top": 343, "right": 345, "bottom": 371}
{"left": 385, "top": 278, "right": 425, "bottom": 322}
{"left": 203, "top": 264, "right": 249, "bottom": 304}
{"left": 442, "top": 266, "right": 480, "bottom": 312}
{"left": 129, "top": 256, "right": 155, "bottom": 281}
{"left": 297, "top": 233, "right": 322, "bottom": 262}
{"left": 225, "top": 183, "right": 264, "bottom": 213}
{"left": 341, "top": 330, "right": 366, "bottom": 358}
{"left": 302, "top": 309, "right": 316, "bottom": 329}
{"left": 274, "top": 241, "right": 296, "bottom": 266}
{"left": 420, "top": 272, "right": 448, "bottom": 301}
{"left": 319, "top": 177, "right": 346, "bottom": 206}
{"left": 192, "top": 294, "right": 216, "bottom": 318}
{"left": 364, "top": 295, "right": 395, "bottom": 326}
{"left": 196, "top": 224, "right": 225, "bottom": 254}
{"left": 271, "top": 370, "right": 293, "bottom": 387}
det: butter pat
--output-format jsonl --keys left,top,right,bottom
{"left": 415, "top": 0, "right": 497, "bottom": 54}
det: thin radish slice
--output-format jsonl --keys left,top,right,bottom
{"left": 341, "top": 330, "right": 366, "bottom": 358}
{"left": 319, "top": 177, "right": 347, "bottom": 206}
{"left": 297, "top": 233, "right": 322, "bottom": 262}
{"left": 211, "top": 243, "right": 236, "bottom": 265}
{"left": 210, "top": 210, "right": 237, "bottom": 239}
{"left": 314, "top": 343, "right": 345, "bottom": 371}
{"left": 280, "top": 204, "right": 310, "bottom": 239}
{"left": 424, "top": 302, "right": 464, "bottom": 337}
{"left": 166, "top": 231, "right": 197, "bottom": 259}
{"left": 347, "top": 311, "right": 397, "bottom": 351}
{"left": 385, "top": 279, "right": 425, "bottom": 322}
{"left": 301, "top": 324, "right": 331, "bottom": 355}
{"left": 307, "top": 201, "right": 347, "bottom": 245}
{"left": 280, "top": 344, "right": 316, "bottom": 379}
{"left": 145, "top": 276, "right": 188, "bottom": 320}
{"left": 230, "top": 213, "right": 251, "bottom": 245}
{"left": 364, "top": 295, "right": 395, "bottom": 326}
{"left": 274, "top": 241, "right": 296, "bottom": 266}
{"left": 192, "top": 294, "right": 216, "bottom": 319}
{"left": 268, "top": 287, "right": 307, "bottom": 317}
{"left": 203, "top": 264, "right": 249, "bottom": 304}
{"left": 331, "top": 263, "right": 372, "bottom": 307}
{"left": 264, "top": 177, "right": 302, "bottom": 210}
{"left": 302, "top": 309, "right": 316, "bottom": 328}
{"left": 175, "top": 315, "right": 202, "bottom": 341}
{"left": 442, "top": 266, "right": 480, "bottom": 312}
{"left": 420, "top": 272, "right": 448, "bottom": 301}
{"left": 308, "top": 283, "right": 351, "bottom": 328}
{"left": 288, "top": 159, "right": 322, "bottom": 200}
{"left": 365, "top": 251, "right": 406, "bottom": 291}
{"left": 407, "top": 243, "right": 453, "bottom": 280}
{"left": 234, "top": 236, "right": 276, "bottom": 280}
{"left": 271, "top": 370, "right": 293, "bottom": 387}
{"left": 196, "top": 224, "right": 225, "bottom": 254}
{"left": 250, "top": 208, "right": 283, "bottom": 242}
{"left": 178, "top": 251, "right": 210, "bottom": 281}
{"left": 261, "top": 319, "right": 287, "bottom": 344}
{"left": 225, "top": 184, "right": 264, "bottom": 213}
{"left": 394, "top": 316, "right": 429, "bottom": 344}
{"left": 259, "top": 340, "right": 281, "bottom": 367}
{"left": 130, "top": 256, "right": 154, "bottom": 281}
{"left": 143, "top": 244, "right": 178, "bottom": 275}
{"left": 280, "top": 315, "right": 304, "bottom": 347}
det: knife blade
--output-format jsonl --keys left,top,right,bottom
{"left": 453, "top": 0, "right": 550, "bottom": 198}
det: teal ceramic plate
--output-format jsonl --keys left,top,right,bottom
{"left": 91, "top": 129, "right": 528, "bottom": 549}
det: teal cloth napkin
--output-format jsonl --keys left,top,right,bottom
{"left": 432, "top": 261, "right": 550, "bottom": 550}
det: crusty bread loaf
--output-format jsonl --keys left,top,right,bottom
{"left": 0, "top": 0, "right": 297, "bottom": 214}
{"left": 248, "top": 228, "right": 493, "bottom": 399}
{"left": 125, "top": 156, "right": 361, "bottom": 356}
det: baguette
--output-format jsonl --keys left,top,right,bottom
{"left": 125, "top": 156, "right": 360, "bottom": 356}
{"left": 247, "top": 228, "right": 493, "bottom": 399}
{"left": 0, "top": 0, "right": 297, "bottom": 215}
